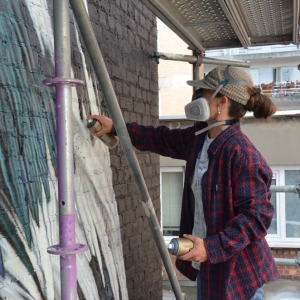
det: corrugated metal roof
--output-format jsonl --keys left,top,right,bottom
{"left": 141, "top": 0, "right": 300, "bottom": 51}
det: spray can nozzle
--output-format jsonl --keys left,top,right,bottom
{"left": 167, "top": 243, "right": 174, "bottom": 251}
{"left": 87, "top": 119, "right": 119, "bottom": 148}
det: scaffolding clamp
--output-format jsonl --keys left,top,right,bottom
{"left": 150, "top": 52, "right": 160, "bottom": 64}
{"left": 296, "top": 178, "right": 300, "bottom": 198}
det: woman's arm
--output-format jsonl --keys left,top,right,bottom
{"left": 88, "top": 115, "right": 197, "bottom": 160}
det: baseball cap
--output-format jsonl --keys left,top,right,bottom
{"left": 187, "top": 65, "right": 254, "bottom": 105}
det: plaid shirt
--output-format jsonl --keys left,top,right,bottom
{"left": 126, "top": 121, "right": 280, "bottom": 300}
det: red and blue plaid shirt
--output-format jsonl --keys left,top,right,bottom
{"left": 126, "top": 120, "right": 280, "bottom": 300}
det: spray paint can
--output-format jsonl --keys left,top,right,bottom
{"left": 168, "top": 238, "right": 194, "bottom": 256}
{"left": 87, "top": 119, "right": 119, "bottom": 148}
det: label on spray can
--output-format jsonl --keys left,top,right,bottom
{"left": 168, "top": 238, "right": 194, "bottom": 256}
{"left": 87, "top": 119, "right": 119, "bottom": 148}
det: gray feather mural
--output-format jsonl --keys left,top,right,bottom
{"left": 0, "top": 0, "right": 128, "bottom": 299}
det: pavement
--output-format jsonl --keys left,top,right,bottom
{"left": 163, "top": 284, "right": 197, "bottom": 300}
{"left": 163, "top": 279, "right": 300, "bottom": 299}
{"left": 163, "top": 289, "right": 188, "bottom": 299}
{"left": 163, "top": 289, "right": 176, "bottom": 299}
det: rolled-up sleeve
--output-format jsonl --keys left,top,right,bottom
{"left": 125, "top": 122, "right": 196, "bottom": 161}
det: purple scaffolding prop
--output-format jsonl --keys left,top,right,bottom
{"left": 43, "top": 0, "right": 88, "bottom": 299}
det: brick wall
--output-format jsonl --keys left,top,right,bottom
{"left": 79, "top": 1, "right": 161, "bottom": 299}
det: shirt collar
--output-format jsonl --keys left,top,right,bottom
{"left": 208, "top": 120, "right": 240, "bottom": 155}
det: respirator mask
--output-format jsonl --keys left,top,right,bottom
{"left": 184, "top": 65, "right": 252, "bottom": 135}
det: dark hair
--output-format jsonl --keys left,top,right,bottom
{"left": 227, "top": 87, "right": 276, "bottom": 120}
{"left": 192, "top": 88, "right": 205, "bottom": 100}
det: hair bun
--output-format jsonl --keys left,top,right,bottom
{"left": 246, "top": 88, "right": 276, "bottom": 119}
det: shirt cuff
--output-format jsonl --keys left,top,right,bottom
{"left": 204, "top": 234, "right": 228, "bottom": 264}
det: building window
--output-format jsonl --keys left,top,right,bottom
{"left": 160, "top": 167, "right": 184, "bottom": 243}
{"left": 267, "top": 167, "right": 300, "bottom": 247}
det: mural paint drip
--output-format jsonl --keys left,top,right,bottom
{"left": 0, "top": 0, "right": 128, "bottom": 299}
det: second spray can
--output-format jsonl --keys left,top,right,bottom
{"left": 167, "top": 238, "right": 194, "bottom": 256}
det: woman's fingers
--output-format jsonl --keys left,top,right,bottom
{"left": 87, "top": 115, "right": 114, "bottom": 135}
{"left": 179, "top": 236, "right": 208, "bottom": 263}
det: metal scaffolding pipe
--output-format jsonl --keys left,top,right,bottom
{"left": 153, "top": 51, "right": 251, "bottom": 68}
{"left": 69, "top": 0, "right": 184, "bottom": 299}
{"left": 271, "top": 185, "right": 299, "bottom": 193}
{"left": 52, "top": 2, "right": 77, "bottom": 298}
{"left": 193, "top": 59, "right": 200, "bottom": 93}
{"left": 43, "top": 1, "right": 88, "bottom": 299}
{"left": 275, "top": 258, "right": 300, "bottom": 267}
{"left": 271, "top": 182, "right": 300, "bottom": 198}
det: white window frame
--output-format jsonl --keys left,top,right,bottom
{"left": 160, "top": 167, "right": 185, "bottom": 245}
{"left": 266, "top": 171, "right": 283, "bottom": 239}
{"left": 160, "top": 166, "right": 300, "bottom": 248}
{"left": 266, "top": 166, "right": 300, "bottom": 248}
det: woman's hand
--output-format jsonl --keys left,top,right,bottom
{"left": 87, "top": 115, "right": 114, "bottom": 137}
{"left": 179, "top": 234, "right": 208, "bottom": 263}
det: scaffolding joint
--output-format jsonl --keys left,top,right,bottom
{"left": 150, "top": 52, "right": 160, "bottom": 64}
{"left": 47, "top": 243, "right": 88, "bottom": 256}
{"left": 296, "top": 180, "right": 300, "bottom": 198}
{"left": 296, "top": 251, "right": 300, "bottom": 268}
{"left": 189, "top": 48, "right": 204, "bottom": 66}
{"left": 42, "top": 78, "right": 84, "bottom": 87}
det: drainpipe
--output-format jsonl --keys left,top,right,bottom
{"left": 43, "top": 0, "right": 88, "bottom": 299}
{"left": 69, "top": 0, "right": 184, "bottom": 299}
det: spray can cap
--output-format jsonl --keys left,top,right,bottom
{"left": 86, "top": 119, "right": 97, "bottom": 128}
{"left": 168, "top": 243, "right": 174, "bottom": 251}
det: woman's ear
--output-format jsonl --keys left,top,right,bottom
{"left": 218, "top": 95, "right": 229, "bottom": 108}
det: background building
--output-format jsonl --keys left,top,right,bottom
{"left": 158, "top": 19, "right": 300, "bottom": 283}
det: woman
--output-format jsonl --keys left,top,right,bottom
{"left": 89, "top": 65, "right": 280, "bottom": 299}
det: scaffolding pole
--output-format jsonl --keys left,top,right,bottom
{"left": 275, "top": 251, "right": 300, "bottom": 267}
{"left": 69, "top": 0, "right": 184, "bottom": 299}
{"left": 271, "top": 181, "right": 300, "bottom": 197}
{"left": 43, "top": 0, "right": 88, "bottom": 299}
{"left": 275, "top": 258, "right": 300, "bottom": 267}
{"left": 152, "top": 51, "right": 251, "bottom": 68}
{"left": 192, "top": 54, "right": 200, "bottom": 93}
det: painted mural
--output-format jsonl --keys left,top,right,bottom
{"left": 0, "top": 0, "right": 128, "bottom": 299}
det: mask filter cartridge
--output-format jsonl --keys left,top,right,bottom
{"left": 184, "top": 97, "right": 210, "bottom": 121}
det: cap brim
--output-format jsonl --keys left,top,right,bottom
{"left": 186, "top": 80, "right": 212, "bottom": 90}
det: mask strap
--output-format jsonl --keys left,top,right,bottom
{"left": 195, "top": 120, "right": 234, "bottom": 136}
{"left": 207, "top": 65, "right": 232, "bottom": 103}
{"left": 208, "top": 84, "right": 224, "bottom": 103}
{"left": 224, "top": 65, "right": 253, "bottom": 86}
{"left": 207, "top": 65, "right": 253, "bottom": 106}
